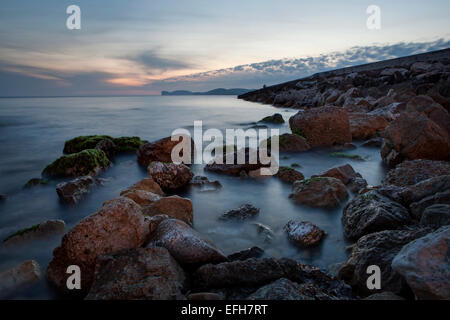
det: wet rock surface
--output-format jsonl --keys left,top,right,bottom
{"left": 276, "top": 166, "right": 305, "bottom": 184}
{"left": 56, "top": 176, "right": 96, "bottom": 205}
{"left": 290, "top": 177, "right": 348, "bottom": 208}
{"left": 137, "top": 135, "right": 194, "bottom": 167}
{"left": 189, "top": 176, "right": 222, "bottom": 192}
{"left": 383, "top": 160, "right": 450, "bottom": 187}
{"left": 220, "top": 204, "right": 260, "bottom": 221}
{"left": 3, "top": 220, "right": 66, "bottom": 246}
{"left": 143, "top": 195, "right": 193, "bottom": 225}
{"left": 147, "top": 162, "right": 194, "bottom": 190}
{"left": 284, "top": 220, "right": 325, "bottom": 247}
{"left": 0, "top": 260, "right": 41, "bottom": 299}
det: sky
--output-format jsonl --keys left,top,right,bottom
{"left": 0, "top": 0, "right": 449, "bottom": 96}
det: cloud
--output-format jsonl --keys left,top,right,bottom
{"left": 126, "top": 50, "right": 195, "bottom": 75}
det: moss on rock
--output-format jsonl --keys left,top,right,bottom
{"left": 112, "top": 136, "right": 146, "bottom": 153}
{"left": 63, "top": 135, "right": 113, "bottom": 154}
{"left": 329, "top": 152, "right": 364, "bottom": 161}
{"left": 43, "top": 149, "right": 110, "bottom": 178}
{"left": 3, "top": 224, "right": 40, "bottom": 243}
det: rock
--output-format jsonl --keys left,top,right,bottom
{"left": 64, "top": 135, "right": 145, "bottom": 156}
{"left": 64, "top": 135, "right": 113, "bottom": 154}
{"left": 147, "top": 162, "right": 194, "bottom": 190}
{"left": 392, "top": 226, "right": 450, "bottom": 300}
{"left": 420, "top": 204, "right": 450, "bottom": 227}
{"left": 56, "top": 176, "right": 95, "bottom": 205}
{"left": 349, "top": 113, "right": 388, "bottom": 140}
{"left": 338, "top": 227, "right": 432, "bottom": 296}
{"left": 284, "top": 220, "right": 325, "bottom": 247}
{"left": 148, "top": 214, "right": 170, "bottom": 234}
{"left": 410, "top": 62, "right": 433, "bottom": 74}
{"left": 368, "top": 102, "right": 404, "bottom": 121}
{"left": 252, "top": 223, "right": 275, "bottom": 243}
{"left": 24, "top": 178, "right": 49, "bottom": 188}
{"left": 0, "top": 260, "right": 41, "bottom": 298}
{"left": 227, "top": 246, "right": 264, "bottom": 262}
{"left": 268, "top": 134, "right": 310, "bottom": 152}
{"left": 190, "top": 176, "right": 222, "bottom": 192}
{"left": 120, "top": 178, "right": 164, "bottom": 196}
{"left": 380, "top": 111, "right": 450, "bottom": 166}
{"left": 143, "top": 196, "right": 193, "bottom": 225}
{"left": 112, "top": 136, "right": 146, "bottom": 153}
{"left": 347, "top": 177, "right": 368, "bottom": 193}
{"left": 363, "top": 292, "right": 405, "bottom": 300}
{"left": 0, "top": 194, "right": 6, "bottom": 202}
{"left": 290, "top": 177, "right": 348, "bottom": 208}
{"left": 192, "top": 258, "right": 353, "bottom": 299}
{"left": 410, "top": 190, "right": 450, "bottom": 220}
{"left": 3, "top": 220, "right": 66, "bottom": 246}
{"left": 94, "top": 138, "right": 116, "bottom": 159}
{"left": 148, "top": 219, "right": 227, "bottom": 266}
{"left": 46, "top": 197, "right": 149, "bottom": 292}
{"left": 137, "top": 135, "right": 194, "bottom": 167}
{"left": 406, "top": 95, "right": 450, "bottom": 133}
{"left": 316, "top": 164, "right": 359, "bottom": 184}
{"left": 383, "top": 160, "right": 450, "bottom": 187}
{"left": 342, "top": 191, "right": 411, "bottom": 240}
{"left": 120, "top": 189, "right": 161, "bottom": 207}
{"left": 362, "top": 137, "right": 383, "bottom": 148}
{"left": 205, "top": 147, "right": 272, "bottom": 176}
{"left": 42, "top": 149, "right": 110, "bottom": 178}
{"left": 220, "top": 204, "right": 260, "bottom": 221}
{"left": 276, "top": 166, "right": 305, "bottom": 184}
{"left": 86, "top": 247, "right": 185, "bottom": 300}
{"left": 289, "top": 106, "right": 352, "bottom": 147}
{"left": 259, "top": 113, "right": 284, "bottom": 124}
{"left": 188, "top": 292, "right": 223, "bottom": 300}
{"left": 399, "top": 175, "right": 450, "bottom": 206}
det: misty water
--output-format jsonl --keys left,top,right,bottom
{"left": 0, "top": 95, "right": 387, "bottom": 299}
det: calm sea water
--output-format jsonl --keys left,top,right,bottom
{"left": 0, "top": 96, "right": 387, "bottom": 299}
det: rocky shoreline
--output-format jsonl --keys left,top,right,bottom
{"left": 1, "top": 49, "right": 449, "bottom": 300}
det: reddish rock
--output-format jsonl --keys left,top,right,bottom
{"left": 121, "top": 178, "right": 164, "bottom": 196}
{"left": 137, "top": 135, "right": 194, "bottom": 167}
{"left": 316, "top": 164, "right": 359, "bottom": 184}
{"left": 56, "top": 176, "right": 95, "bottom": 205}
{"left": 143, "top": 195, "right": 193, "bottom": 225}
{"left": 289, "top": 177, "right": 348, "bottom": 208}
{"left": 220, "top": 204, "right": 260, "bottom": 221}
{"left": 276, "top": 166, "right": 305, "bottom": 184}
{"left": 46, "top": 197, "right": 149, "bottom": 292}
{"left": 147, "top": 162, "right": 194, "bottom": 190}
{"left": 0, "top": 260, "right": 41, "bottom": 298}
{"left": 275, "top": 134, "right": 311, "bottom": 152}
{"left": 349, "top": 113, "right": 388, "bottom": 140}
{"left": 120, "top": 189, "right": 161, "bottom": 206}
{"left": 405, "top": 95, "right": 450, "bottom": 133}
{"left": 3, "top": 220, "right": 66, "bottom": 246}
{"left": 284, "top": 220, "right": 325, "bottom": 247}
{"left": 289, "top": 106, "right": 352, "bottom": 147}
{"left": 383, "top": 160, "right": 450, "bottom": 187}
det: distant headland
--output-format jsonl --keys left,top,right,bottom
{"left": 161, "top": 88, "right": 255, "bottom": 96}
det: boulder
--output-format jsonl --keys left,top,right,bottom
{"left": 42, "top": 149, "right": 110, "bottom": 178}
{"left": 289, "top": 106, "right": 352, "bottom": 147}
{"left": 56, "top": 176, "right": 95, "bottom": 205}
{"left": 420, "top": 204, "right": 450, "bottom": 228}
{"left": 120, "top": 189, "right": 161, "bottom": 207}
{"left": 342, "top": 191, "right": 411, "bottom": 240}
{"left": 410, "top": 189, "right": 450, "bottom": 220}
{"left": 137, "top": 135, "right": 194, "bottom": 167}
{"left": 406, "top": 95, "right": 450, "bottom": 133}
{"left": 259, "top": 113, "right": 284, "bottom": 124}
{"left": 268, "top": 134, "right": 310, "bottom": 152}
{"left": 289, "top": 177, "right": 348, "bottom": 208}
{"left": 147, "top": 162, "right": 194, "bottom": 190}
{"left": 0, "top": 260, "right": 41, "bottom": 298}
{"left": 383, "top": 160, "right": 450, "bottom": 187}
{"left": 284, "top": 220, "right": 325, "bottom": 247}
{"left": 85, "top": 247, "right": 186, "bottom": 300}
{"left": 63, "top": 135, "right": 145, "bottom": 156}
{"left": 3, "top": 220, "right": 66, "bottom": 246}
{"left": 143, "top": 195, "right": 193, "bottom": 225}
{"left": 63, "top": 135, "right": 113, "bottom": 154}
{"left": 148, "top": 219, "right": 227, "bottom": 266}
{"left": 276, "top": 166, "right": 305, "bottom": 184}
{"left": 316, "top": 164, "right": 359, "bottom": 184}
{"left": 120, "top": 178, "right": 164, "bottom": 196}
{"left": 112, "top": 136, "right": 146, "bottom": 153}
{"left": 349, "top": 113, "right": 388, "bottom": 140}
{"left": 227, "top": 247, "right": 264, "bottom": 262}
{"left": 347, "top": 177, "right": 368, "bottom": 193}
{"left": 392, "top": 226, "right": 450, "bottom": 300}
{"left": 220, "top": 204, "right": 260, "bottom": 221}
{"left": 380, "top": 111, "right": 450, "bottom": 166}
{"left": 338, "top": 227, "right": 432, "bottom": 296}
{"left": 399, "top": 175, "right": 450, "bottom": 206}
{"left": 46, "top": 197, "right": 149, "bottom": 292}
{"left": 94, "top": 138, "right": 116, "bottom": 159}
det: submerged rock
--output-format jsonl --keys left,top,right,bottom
{"left": 0, "top": 260, "right": 41, "bottom": 299}
{"left": 227, "top": 246, "right": 264, "bottom": 262}
{"left": 189, "top": 176, "right": 222, "bottom": 192}
{"left": 147, "top": 162, "right": 194, "bottom": 190}
{"left": 284, "top": 220, "right": 325, "bottom": 247}
{"left": 143, "top": 195, "right": 193, "bottom": 225}
{"left": 383, "top": 160, "right": 450, "bottom": 187}
{"left": 46, "top": 197, "right": 149, "bottom": 292}
{"left": 56, "top": 176, "right": 96, "bottom": 205}
{"left": 24, "top": 178, "right": 49, "bottom": 188}
{"left": 148, "top": 219, "right": 227, "bottom": 266}
{"left": 289, "top": 177, "right": 348, "bottom": 208}
{"left": 276, "top": 166, "right": 305, "bottom": 184}
{"left": 259, "top": 113, "right": 285, "bottom": 124}
{"left": 137, "top": 135, "right": 194, "bottom": 167}
{"left": 3, "top": 220, "right": 66, "bottom": 246}
{"left": 342, "top": 190, "right": 411, "bottom": 240}
{"left": 42, "top": 149, "right": 110, "bottom": 178}
{"left": 86, "top": 247, "right": 186, "bottom": 300}
{"left": 220, "top": 204, "right": 260, "bottom": 221}
{"left": 392, "top": 226, "right": 450, "bottom": 300}
{"left": 0, "top": 194, "right": 6, "bottom": 202}
{"left": 289, "top": 106, "right": 352, "bottom": 147}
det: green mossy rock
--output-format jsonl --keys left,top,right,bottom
{"left": 42, "top": 149, "right": 110, "bottom": 178}
{"left": 64, "top": 135, "right": 146, "bottom": 155}
{"left": 112, "top": 137, "right": 146, "bottom": 153}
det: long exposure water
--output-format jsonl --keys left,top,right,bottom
{"left": 0, "top": 95, "right": 388, "bottom": 299}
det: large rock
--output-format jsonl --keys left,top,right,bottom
{"left": 342, "top": 191, "right": 411, "bottom": 240}
{"left": 3, "top": 220, "right": 66, "bottom": 246}
{"left": 269, "top": 134, "right": 310, "bottom": 152}
{"left": 120, "top": 178, "right": 164, "bottom": 196}
{"left": 120, "top": 189, "right": 161, "bottom": 207}
{"left": 42, "top": 149, "right": 110, "bottom": 178}
{"left": 338, "top": 227, "right": 432, "bottom": 296}
{"left": 399, "top": 175, "right": 450, "bottom": 206}
{"left": 56, "top": 176, "right": 96, "bottom": 205}
{"left": 289, "top": 106, "right": 352, "bottom": 147}
{"left": 392, "top": 226, "right": 450, "bottom": 300}
{"left": 406, "top": 95, "right": 450, "bottom": 132}
{"left": 410, "top": 189, "right": 450, "bottom": 220}
{"left": 259, "top": 113, "right": 284, "bottom": 124}
{"left": 148, "top": 219, "right": 227, "bottom": 266}
{"left": 276, "top": 166, "right": 305, "bottom": 184}
{"left": 290, "top": 177, "right": 348, "bottom": 208}
{"left": 420, "top": 204, "right": 450, "bottom": 227}
{"left": 64, "top": 135, "right": 113, "bottom": 154}
{"left": 85, "top": 247, "right": 186, "bottom": 300}
{"left": 147, "top": 162, "right": 194, "bottom": 190}
{"left": 227, "top": 247, "right": 265, "bottom": 262}
{"left": 220, "top": 204, "right": 260, "bottom": 221}
{"left": 383, "top": 160, "right": 450, "bottom": 187}
{"left": 380, "top": 111, "right": 450, "bottom": 166}
{"left": 46, "top": 197, "right": 149, "bottom": 292}
{"left": 137, "top": 135, "right": 194, "bottom": 167}
{"left": 143, "top": 195, "right": 193, "bottom": 225}
{"left": 0, "top": 260, "right": 41, "bottom": 298}
{"left": 316, "top": 164, "right": 359, "bottom": 184}
{"left": 349, "top": 113, "right": 388, "bottom": 140}
{"left": 284, "top": 220, "right": 325, "bottom": 247}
